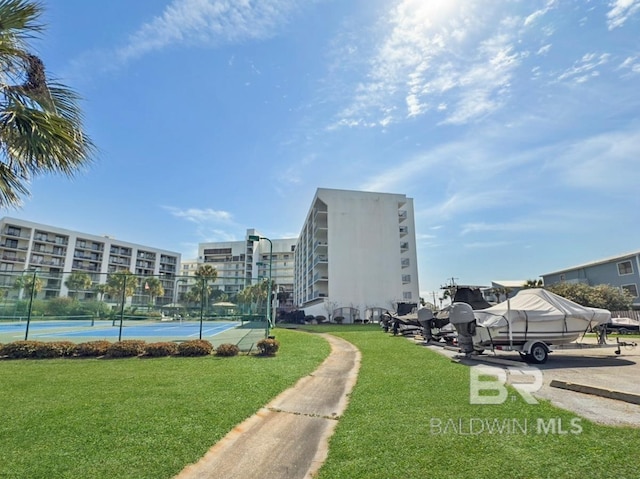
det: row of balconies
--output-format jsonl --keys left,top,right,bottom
{"left": 30, "top": 258, "right": 64, "bottom": 266}
{"left": 74, "top": 252, "right": 100, "bottom": 261}
{"left": 0, "top": 243, "right": 28, "bottom": 250}
{"left": 3, "top": 229, "right": 30, "bottom": 238}
{"left": 34, "top": 247, "right": 66, "bottom": 256}
{"left": 2, "top": 255, "right": 25, "bottom": 262}
{"left": 76, "top": 242, "right": 104, "bottom": 251}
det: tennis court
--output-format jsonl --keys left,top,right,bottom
{"left": 0, "top": 318, "right": 269, "bottom": 350}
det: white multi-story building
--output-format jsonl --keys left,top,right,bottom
{"left": 0, "top": 217, "right": 180, "bottom": 304}
{"left": 294, "top": 188, "right": 420, "bottom": 322}
{"left": 198, "top": 229, "right": 297, "bottom": 312}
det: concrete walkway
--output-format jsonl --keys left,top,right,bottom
{"left": 174, "top": 333, "right": 361, "bottom": 479}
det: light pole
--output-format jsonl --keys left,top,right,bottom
{"left": 248, "top": 235, "right": 272, "bottom": 338}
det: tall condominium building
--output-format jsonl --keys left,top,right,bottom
{"left": 198, "top": 229, "right": 297, "bottom": 312}
{"left": 0, "top": 217, "right": 180, "bottom": 304}
{"left": 294, "top": 188, "right": 420, "bottom": 322}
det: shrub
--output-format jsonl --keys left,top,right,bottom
{"left": 256, "top": 338, "right": 280, "bottom": 356}
{"left": 304, "top": 315, "right": 315, "bottom": 323}
{"left": 0, "top": 341, "right": 41, "bottom": 359}
{"left": 33, "top": 341, "right": 77, "bottom": 359}
{"left": 177, "top": 340, "right": 213, "bottom": 357}
{"left": 76, "top": 340, "right": 111, "bottom": 357}
{"left": 334, "top": 316, "right": 344, "bottom": 324}
{"left": 106, "top": 340, "right": 146, "bottom": 358}
{"left": 215, "top": 343, "right": 240, "bottom": 357}
{"left": 145, "top": 342, "right": 178, "bottom": 357}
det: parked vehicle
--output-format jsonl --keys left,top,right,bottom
{"left": 606, "top": 317, "right": 640, "bottom": 334}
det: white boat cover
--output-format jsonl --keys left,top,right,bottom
{"left": 473, "top": 288, "right": 611, "bottom": 329}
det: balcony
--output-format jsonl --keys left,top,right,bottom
{"left": 399, "top": 226, "right": 408, "bottom": 237}
{"left": 313, "top": 255, "right": 328, "bottom": 265}
{"left": 401, "top": 258, "right": 410, "bottom": 268}
{"left": 2, "top": 255, "right": 25, "bottom": 262}
{"left": 398, "top": 210, "right": 407, "bottom": 222}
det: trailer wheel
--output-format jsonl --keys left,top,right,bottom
{"left": 529, "top": 342, "right": 548, "bottom": 364}
{"left": 619, "top": 328, "right": 629, "bottom": 335}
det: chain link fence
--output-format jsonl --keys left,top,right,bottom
{"left": 0, "top": 271, "right": 272, "bottom": 344}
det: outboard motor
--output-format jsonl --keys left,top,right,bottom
{"left": 449, "top": 302, "right": 477, "bottom": 355}
{"left": 417, "top": 308, "right": 434, "bottom": 341}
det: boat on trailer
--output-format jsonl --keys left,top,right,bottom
{"left": 448, "top": 288, "right": 630, "bottom": 363}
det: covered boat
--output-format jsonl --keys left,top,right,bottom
{"left": 450, "top": 288, "right": 611, "bottom": 357}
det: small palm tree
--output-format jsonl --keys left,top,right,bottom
{"left": 0, "top": 0, "right": 95, "bottom": 207}
{"left": 64, "top": 271, "right": 91, "bottom": 298}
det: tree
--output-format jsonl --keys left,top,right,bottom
{"left": 142, "top": 276, "right": 164, "bottom": 305}
{"left": 546, "top": 282, "right": 632, "bottom": 311}
{"left": 105, "top": 271, "right": 138, "bottom": 308}
{"left": 190, "top": 265, "right": 218, "bottom": 308}
{"left": 92, "top": 283, "right": 108, "bottom": 302}
{"left": 0, "top": 0, "right": 95, "bottom": 207}
{"left": 64, "top": 271, "right": 91, "bottom": 298}
{"left": 12, "top": 270, "right": 42, "bottom": 298}
{"left": 523, "top": 279, "right": 543, "bottom": 289}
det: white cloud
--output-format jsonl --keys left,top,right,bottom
{"left": 607, "top": 0, "right": 640, "bottom": 30}
{"left": 116, "top": 0, "right": 313, "bottom": 63}
{"left": 549, "top": 126, "right": 640, "bottom": 189}
{"left": 556, "top": 52, "right": 610, "bottom": 83}
{"left": 163, "top": 206, "right": 233, "bottom": 223}
{"left": 331, "top": 1, "right": 525, "bottom": 128}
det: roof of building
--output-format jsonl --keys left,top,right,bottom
{"left": 542, "top": 250, "right": 640, "bottom": 276}
{"left": 491, "top": 280, "right": 526, "bottom": 288}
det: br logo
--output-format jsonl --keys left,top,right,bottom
{"left": 470, "top": 364, "right": 543, "bottom": 405}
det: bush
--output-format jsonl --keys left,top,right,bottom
{"left": 177, "top": 340, "right": 213, "bottom": 357}
{"left": 304, "top": 315, "right": 315, "bottom": 323}
{"left": 256, "top": 338, "right": 280, "bottom": 356}
{"left": 334, "top": 316, "right": 344, "bottom": 324}
{"left": 144, "top": 342, "right": 178, "bottom": 357}
{"left": 315, "top": 315, "right": 327, "bottom": 323}
{"left": 0, "top": 341, "right": 41, "bottom": 359}
{"left": 33, "top": 341, "right": 77, "bottom": 359}
{"left": 215, "top": 343, "right": 240, "bottom": 357}
{"left": 106, "top": 340, "right": 146, "bottom": 358}
{"left": 75, "top": 340, "right": 111, "bottom": 357}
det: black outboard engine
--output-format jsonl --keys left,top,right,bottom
{"left": 449, "top": 302, "right": 477, "bottom": 354}
{"left": 417, "top": 308, "right": 434, "bottom": 341}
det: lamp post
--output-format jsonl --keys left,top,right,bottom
{"left": 248, "top": 234, "right": 272, "bottom": 338}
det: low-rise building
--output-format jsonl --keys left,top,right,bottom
{"left": 541, "top": 251, "right": 640, "bottom": 308}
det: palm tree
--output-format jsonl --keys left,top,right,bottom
{"left": 64, "top": 271, "right": 91, "bottom": 299}
{"left": 522, "top": 279, "right": 543, "bottom": 289}
{"left": 142, "top": 276, "right": 164, "bottom": 305}
{"left": 0, "top": 0, "right": 95, "bottom": 207}
{"left": 105, "top": 271, "right": 138, "bottom": 309}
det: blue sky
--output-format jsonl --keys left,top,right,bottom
{"left": 8, "top": 0, "right": 640, "bottom": 300}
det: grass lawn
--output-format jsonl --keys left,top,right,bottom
{"left": 4, "top": 324, "right": 639, "bottom": 479}
{"left": 0, "top": 329, "right": 330, "bottom": 479}
{"left": 301, "top": 324, "right": 640, "bottom": 479}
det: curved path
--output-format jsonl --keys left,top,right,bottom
{"left": 174, "top": 333, "right": 361, "bottom": 479}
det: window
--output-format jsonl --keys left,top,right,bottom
{"left": 402, "top": 274, "right": 411, "bottom": 283}
{"left": 618, "top": 261, "right": 633, "bottom": 275}
{"left": 622, "top": 284, "right": 638, "bottom": 297}
{"left": 403, "top": 291, "right": 412, "bottom": 300}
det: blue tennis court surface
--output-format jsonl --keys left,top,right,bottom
{"left": 0, "top": 320, "right": 240, "bottom": 341}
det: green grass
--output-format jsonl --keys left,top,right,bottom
{"left": 301, "top": 324, "right": 640, "bottom": 479}
{"left": 0, "top": 329, "right": 330, "bottom": 479}
{"left": 4, "top": 323, "right": 639, "bottom": 479}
